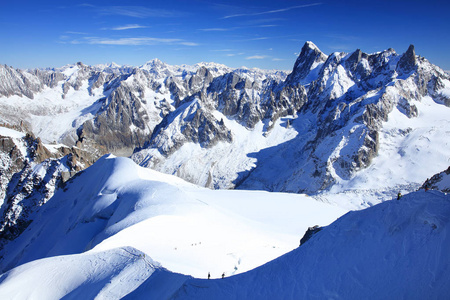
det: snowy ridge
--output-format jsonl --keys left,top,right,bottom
{"left": 0, "top": 174, "right": 448, "bottom": 298}
{"left": 0, "top": 247, "right": 170, "bottom": 299}
{"left": 172, "top": 190, "right": 450, "bottom": 299}
{"left": 0, "top": 156, "right": 345, "bottom": 278}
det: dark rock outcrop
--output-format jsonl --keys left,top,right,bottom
{"left": 420, "top": 166, "right": 450, "bottom": 193}
{"left": 397, "top": 45, "right": 417, "bottom": 75}
{"left": 299, "top": 225, "right": 323, "bottom": 246}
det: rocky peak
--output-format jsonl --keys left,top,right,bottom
{"left": 397, "top": 44, "right": 417, "bottom": 74}
{"left": 188, "top": 66, "right": 213, "bottom": 91}
{"left": 345, "top": 49, "right": 368, "bottom": 71}
{"left": 286, "top": 41, "right": 328, "bottom": 85}
{"left": 141, "top": 58, "right": 166, "bottom": 70}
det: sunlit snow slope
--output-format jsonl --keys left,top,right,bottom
{"left": 0, "top": 155, "right": 345, "bottom": 280}
{"left": 1, "top": 181, "right": 448, "bottom": 299}
{"left": 170, "top": 190, "right": 450, "bottom": 299}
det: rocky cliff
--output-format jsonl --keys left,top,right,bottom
{"left": 0, "top": 125, "right": 97, "bottom": 245}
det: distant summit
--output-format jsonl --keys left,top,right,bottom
{"left": 286, "top": 41, "right": 328, "bottom": 85}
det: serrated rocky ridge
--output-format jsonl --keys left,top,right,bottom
{"left": 0, "top": 42, "right": 449, "bottom": 195}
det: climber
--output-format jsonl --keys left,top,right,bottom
{"left": 208, "top": 272, "right": 210, "bottom": 279}
{"left": 397, "top": 192, "right": 402, "bottom": 200}
{"left": 222, "top": 272, "right": 225, "bottom": 279}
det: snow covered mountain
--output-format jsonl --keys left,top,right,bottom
{"left": 0, "top": 156, "right": 448, "bottom": 299}
{"left": 132, "top": 42, "right": 450, "bottom": 206}
{"left": 1, "top": 41, "right": 450, "bottom": 299}
{"left": 1, "top": 43, "right": 448, "bottom": 204}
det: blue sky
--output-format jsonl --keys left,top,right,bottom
{"left": 1, "top": 0, "right": 449, "bottom": 71}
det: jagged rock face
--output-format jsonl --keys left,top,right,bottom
{"left": 0, "top": 160, "right": 64, "bottom": 242}
{"left": 144, "top": 100, "right": 233, "bottom": 157}
{"left": 235, "top": 43, "right": 450, "bottom": 193}
{"left": 397, "top": 45, "right": 417, "bottom": 75}
{"left": 0, "top": 136, "right": 26, "bottom": 205}
{"left": 285, "top": 41, "right": 328, "bottom": 85}
{"left": 0, "top": 65, "right": 68, "bottom": 99}
{"left": 79, "top": 85, "right": 152, "bottom": 156}
{"left": 204, "top": 73, "right": 259, "bottom": 128}
{"left": 0, "top": 126, "right": 99, "bottom": 246}
{"left": 1, "top": 43, "right": 449, "bottom": 194}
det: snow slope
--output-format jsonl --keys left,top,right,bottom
{"left": 0, "top": 155, "right": 345, "bottom": 279}
{"left": 170, "top": 190, "right": 450, "bottom": 299}
{"left": 0, "top": 247, "right": 162, "bottom": 299}
{"left": 313, "top": 95, "right": 450, "bottom": 210}
{"left": 1, "top": 185, "right": 448, "bottom": 299}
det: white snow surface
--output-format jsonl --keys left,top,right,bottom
{"left": 0, "top": 247, "right": 160, "bottom": 300}
{"left": 171, "top": 190, "right": 450, "bottom": 299}
{"left": 0, "top": 127, "right": 25, "bottom": 139}
{"left": 0, "top": 84, "right": 102, "bottom": 144}
{"left": 322, "top": 95, "right": 450, "bottom": 209}
{"left": 1, "top": 170, "right": 449, "bottom": 299}
{"left": 0, "top": 156, "right": 345, "bottom": 289}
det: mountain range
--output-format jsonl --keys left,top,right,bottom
{"left": 1, "top": 42, "right": 449, "bottom": 195}
{"left": 0, "top": 41, "right": 450, "bottom": 298}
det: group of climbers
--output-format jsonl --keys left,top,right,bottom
{"left": 208, "top": 272, "right": 225, "bottom": 279}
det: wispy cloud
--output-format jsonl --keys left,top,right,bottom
{"left": 248, "top": 37, "right": 269, "bottom": 41}
{"left": 223, "top": 3, "right": 322, "bottom": 19}
{"left": 226, "top": 53, "right": 245, "bottom": 57}
{"left": 109, "top": 24, "right": 148, "bottom": 31}
{"left": 242, "top": 18, "right": 284, "bottom": 26}
{"left": 97, "top": 6, "right": 182, "bottom": 18}
{"left": 69, "top": 36, "right": 198, "bottom": 46}
{"left": 246, "top": 55, "right": 268, "bottom": 60}
{"left": 199, "top": 27, "right": 237, "bottom": 32}
{"left": 65, "top": 31, "right": 88, "bottom": 35}
{"left": 179, "top": 42, "right": 199, "bottom": 46}
{"left": 232, "top": 36, "right": 271, "bottom": 42}
{"left": 272, "top": 58, "right": 284, "bottom": 61}
{"left": 257, "top": 24, "right": 279, "bottom": 28}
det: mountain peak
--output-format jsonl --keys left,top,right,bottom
{"left": 285, "top": 41, "right": 328, "bottom": 85}
{"left": 108, "top": 62, "right": 121, "bottom": 68}
{"left": 142, "top": 58, "right": 165, "bottom": 67}
{"left": 397, "top": 44, "right": 417, "bottom": 73}
{"left": 303, "top": 41, "right": 320, "bottom": 52}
